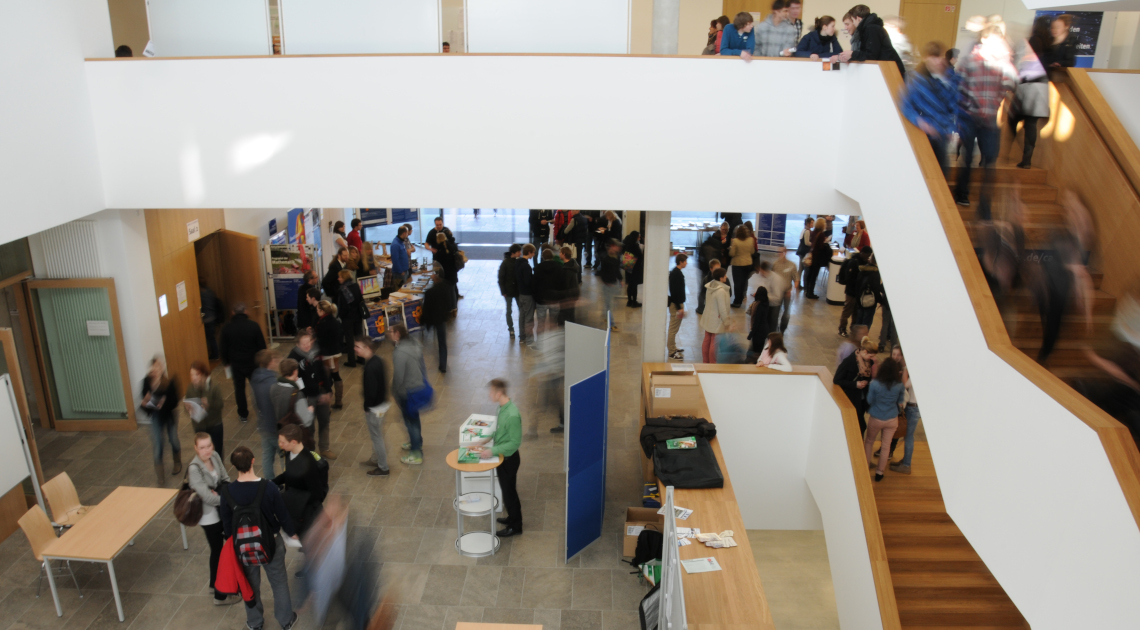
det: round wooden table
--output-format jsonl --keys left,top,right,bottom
{"left": 446, "top": 449, "right": 503, "bottom": 558}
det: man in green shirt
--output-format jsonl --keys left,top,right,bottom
{"left": 470, "top": 378, "right": 523, "bottom": 537}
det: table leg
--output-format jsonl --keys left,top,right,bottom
{"left": 108, "top": 561, "right": 124, "bottom": 622}
{"left": 45, "top": 559, "right": 62, "bottom": 617}
{"left": 455, "top": 469, "right": 463, "bottom": 544}
{"left": 180, "top": 524, "right": 188, "bottom": 550}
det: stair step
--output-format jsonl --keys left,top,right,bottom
{"left": 895, "top": 587, "right": 1023, "bottom": 613}
{"left": 956, "top": 202, "right": 1065, "bottom": 224}
{"left": 1009, "top": 289, "right": 1117, "bottom": 314}
{"left": 881, "top": 520, "right": 964, "bottom": 537}
{"left": 899, "top": 611, "right": 1031, "bottom": 627}
{"left": 884, "top": 539, "right": 983, "bottom": 562}
{"left": 948, "top": 164, "right": 1049, "bottom": 184}
{"left": 891, "top": 570, "right": 1002, "bottom": 589}
{"left": 961, "top": 182, "right": 1057, "bottom": 203}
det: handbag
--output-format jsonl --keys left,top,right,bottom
{"left": 860, "top": 287, "right": 876, "bottom": 308}
{"left": 405, "top": 378, "right": 435, "bottom": 413}
{"left": 454, "top": 250, "right": 466, "bottom": 271}
{"left": 173, "top": 473, "right": 203, "bottom": 527}
{"left": 621, "top": 252, "right": 637, "bottom": 271}
{"left": 895, "top": 413, "right": 908, "bottom": 440}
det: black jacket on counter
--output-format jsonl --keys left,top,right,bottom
{"left": 220, "top": 314, "right": 266, "bottom": 372}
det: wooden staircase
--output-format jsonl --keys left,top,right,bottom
{"left": 873, "top": 440, "right": 1030, "bottom": 628}
{"left": 946, "top": 161, "right": 1117, "bottom": 382}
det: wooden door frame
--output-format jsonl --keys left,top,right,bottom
{"left": 22, "top": 278, "right": 137, "bottom": 432}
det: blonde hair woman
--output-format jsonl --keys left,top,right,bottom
{"left": 314, "top": 300, "right": 345, "bottom": 408}
{"left": 728, "top": 225, "right": 756, "bottom": 308}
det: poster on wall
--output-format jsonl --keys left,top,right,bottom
{"left": 360, "top": 208, "right": 420, "bottom": 227}
{"left": 755, "top": 214, "right": 787, "bottom": 251}
{"left": 272, "top": 276, "right": 305, "bottom": 310}
{"left": 1035, "top": 11, "right": 1103, "bottom": 68}
{"left": 287, "top": 208, "right": 306, "bottom": 244}
{"left": 268, "top": 244, "right": 316, "bottom": 275}
{"left": 366, "top": 303, "right": 388, "bottom": 340}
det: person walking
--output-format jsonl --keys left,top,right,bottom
{"left": 901, "top": 41, "right": 958, "bottom": 176}
{"left": 252, "top": 350, "right": 282, "bottom": 477}
{"left": 837, "top": 247, "right": 870, "bottom": 337}
{"left": 322, "top": 248, "right": 349, "bottom": 299}
{"left": 390, "top": 324, "right": 428, "bottom": 466}
{"left": 720, "top": 12, "right": 756, "bottom": 57}
{"left": 184, "top": 360, "right": 225, "bottom": 457}
{"left": 533, "top": 248, "right": 564, "bottom": 331}
{"left": 390, "top": 226, "right": 412, "bottom": 288}
{"left": 771, "top": 246, "right": 797, "bottom": 333}
{"left": 700, "top": 268, "right": 731, "bottom": 363}
{"left": 756, "top": 332, "right": 792, "bottom": 371}
{"left": 273, "top": 424, "right": 328, "bottom": 538}
{"left": 748, "top": 286, "right": 772, "bottom": 359}
{"left": 335, "top": 270, "right": 366, "bottom": 368}
{"left": 804, "top": 218, "right": 832, "bottom": 299}
{"left": 854, "top": 254, "right": 882, "bottom": 329}
{"left": 200, "top": 280, "right": 222, "bottom": 360}
{"left": 435, "top": 233, "right": 461, "bottom": 305}
{"left": 354, "top": 337, "right": 390, "bottom": 477}
{"left": 728, "top": 226, "right": 756, "bottom": 308}
{"left": 271, "top": 358, "right": 314, "bottom": 451}
{"left": 1009, "top": 18, "right": 1051, "bottom": 169}
{"left": 220, "top": 303, "right": 266, "bottom": 423}
{"left": 565, "top": 211, "right": 590, "bottom": 280}
{"left": 314, "top": 301, "right": 345, "bottom": 409}
{"left": 599, "top": 240, "right": 624, "bottom": 332}
{"left": 668, "top": 253, "right": 688, "bottom": 361}
{"left": 795, "top": 16, "right": 843, "bottom": 59}
{"left": 865, "top": 357, "right": 906, "bottom": 482}
{"left": 469, "top": 379, "right": 523, "bottom": 537}
{"left": 295, "top": 271, "right": 318, "bottom": 332}
{"left": 220, "top": 446, "right": 299, "bottom": 630}
{"left": 559, "top": 246, "right": 581, "bottom": 325}
{"left": 754, "top": 0, "right": 799, "bottom": 58}
{"left": 516, "top": 244, "right": 537, "bottom": 343}
{"left": 142, "top": 356, "right": 181, "bottom": 485}
{"left": 498, "top": 244, "right": 521, "bottom": 338}
{"left": 421, "top": 271, "right": 451, "bottom": 373}
{"left": 288, "top": 331, "right": 335, "bottom": 459}
{"left": 795, "top": 217, "right": 814, "bottom": 289}
{"left": 622, "top": 231, "right": 644, "bottom": 308}
{"left": 186, "top": 433, "right": 239, "bottom": 606}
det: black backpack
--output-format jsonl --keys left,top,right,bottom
{"left": 222, "top": 479, "right": 276, "bottom": 566}
{"left": 628, "top": 528, "right": 664, "bottom": 571}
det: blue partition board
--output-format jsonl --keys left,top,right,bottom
{"left": 566, "top": 370, "right": 608, "bottom": 560}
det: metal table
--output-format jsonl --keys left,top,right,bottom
{"left": 446, "top": 449, "right": 503, "bottom": 558}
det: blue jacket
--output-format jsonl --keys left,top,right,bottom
{"left": 390, "top": 235, "right": 410, "bottom": 275}
{"left": 901, "top": 69, "right": 958, "bottom": 139}
{"left": 719, "top": 24, "right": 755, "bottom": 57}
{"left": 866, "top": 380, "right": 906, "bottom": 421}
{"left": 793, "top": 31, "right": 842, "bottom": 58}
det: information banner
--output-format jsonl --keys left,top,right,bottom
{"left": 403, "top": 298, "right": 423, "bottom": 333}
{"left": 360, "top": 208, "right": 420, "bottom": 226}
{"left": 1035, "top": 11, "right": 1103, "bottom": 68}
{"left": 272, "top": 276, "right": 304, "bottom": 310}
{"left": 366, "top": 303, "right": 387, "bottom": 340}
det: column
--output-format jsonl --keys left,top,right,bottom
{"left": 651, "top": 0, "right": 680, "bottom": 55}
{"left": 641, "top": 211, "right": 670, "bottom": 363}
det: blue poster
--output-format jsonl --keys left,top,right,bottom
{"left": 773, "top": 214, "right": 786, "bottom": 232}
{"left": 286, "top": 208, "right": 306, "bottom": 245}
{"left": 272, "top": 276, "right": 304, "bottom": 310}
{"left": 390, "top": 208, "right": 419, "bottom": 224}
{"left": 566, "top": 371, "right": 608, "bottom": 560}
{"left": 360, "top": 208, "right": 388, "bottom": 226}
{"left": 1035, "top": 11, "right": 1103, "bottom": 68}
{"left": 403, "top": 299, "right": 423, "bottom": 333}
{"left": 758, "top": 214, "right": 773, "bottom": 232}
{"left": 366, "top": 303, "right": 387, "bottom": 340}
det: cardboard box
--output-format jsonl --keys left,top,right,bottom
{"left": 623, "top": 507, "right": 666, "bottom": 558}
{"left": 647, "top": 372, "right": 701, "bottom": 417}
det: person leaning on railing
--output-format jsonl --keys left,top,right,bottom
{"left": 720, "top": 12, "right": 756, "bottom": 59}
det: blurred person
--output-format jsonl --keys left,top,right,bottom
{"left": 953, "top": 25, "right": 1016, "bottom": 217}
{"left": 390, "top": 324, "right": 428, "bottom": 466}
{"left": 1044, "top": 14, "right": 1077, "bottom": 72}
{"left": 835, "top": 337, "right": 877, "bottom": 434}
{"left": 295, "top": 271, "right": 318, "bottom": 332}
{"left": 221, "top": 302, "right": 266, "bottom": 423}
{"left": 435, "top": 232, "right": 461, "bottom": 305}
{"left": 184, "top": 360, "right": 225, "bottom": 458}
{"left": 771, "top": 246, "right": 797, "bottom": 333}
{"left": 704, "top": 19, "right": 721, "bottom": 55}
{"left": 314, "top": 300, "right": 344, "bottom": 408}
{"left": 668, "top": 253, "right": 689, "bottom": 361}
{"left": 302, "top": 496, "right": 377, "bottom": 629}
{"left": 425, "top": 216, "right": 456, "bottom": 269}
{"left": 946, "top": 47, "right": 960, "bottom": 68}
{"left": 838, "top": 324, "right": 870, "bottom": 365}
{"left": 865, "top": 357, "right": 906, "bottom": 481}
{"left": 529, "top": 210, "right": 554, "bottom": 269}
{"left": 390, "top": 226, "right": 412, "bottom": 288}
{"left": 599, "top": 211, "right": 623, "bottom": 265}
{"left": 837, "top": 247, "right": 871, "bottom": 337}
{"left": 716, "top": 320, "right": 749, "bottom": 364}
{"left": 533, "top": 328, "right": 566, "bottom": 434}
{"left": 219, "top": 446, "right": 299, "bottom": 630}
{"left": 599, "top": 240, "right": 624, "bottom": 332}
{"left": 271, "top": 358, "right": 315, "bottom": 451}
{"left": 623, "top": 231, "right": 644, "bottom": 307}
{"left": 186, "top": 432, "right": 239, "bottom": 606}
{"left": 345, "top": 246, "right": 361, "bottom": 277}
{"left": 498, "top": 244, "right": 521, "bottom": 338}
{"left": 1035, "top": 229, "right": 1092, "bottom": 364}
{"left": 114, "top": 45, "right": 132, "bottom": 57}
{"left": 1077, "top": 291, "right": 1140, "bottom": 447}
{"left": 252, "top": 349, "right": 283, "bottom": 477}
{"left": 747, "top": 285, "right": 772, "bottom": 358}
{"left": 836, "top": 5, "right": 905, "bottom": 77}
{"left": 795, "top": 16, "right": 843, "bottom": 59}
{"left": 788, "top": 0, "right": 803, "bottom": 40}
{"left": 757, "top": 332, "right": 792, "bottom": 372}
{"left": 354, "top": 337, "right": 390, "bottom": 477}
{"left": 749, "top": 261, "right": 784, "bottom": 334}
{"left": 559, "top": 246, "right": 581, "bottom": 325}
{"left": 883, "top": 16, "right": 914, "bottom": 72}
{"left": 516, "top": 244, "right": 537, "bottom": 342}
{"left": 421, "top": 271, "right": 451, "bottom": 373}
{"left": 729, "top": 226, "right": 756, "bottom": 308}
{"left": 142, "top": 355, "right": 181, "bottom": 485}
{"left": 697, "top": 259, "right": 722, "bottom": 316}
{"left": 901, "top": 41, "right": 958, "bottom": 176}
{"left": 289, "top": 331, "right": 334, "bottom": 459}
{"left": 755, "top": 0, "right": 798, "bottom": 58}
{"left": 534, "top": 248, "right": 564, "bottom": 331}
{"left": 442, "top": 42, "right": 450, "bottom": 53}
{"left": 335, "top": 269, "right": 366, "bottom": 368}
{"left": 200, "top": 279, "right": 222, "bottom": 360}
{"left": 720, "top": 12, "right": 756, "bottom": 58}
{"left": 468, "top": 379, "right": 524, "bottom": 537}
{"left": 715, "top": 15, "right": 730, "bottom": 53}
{"left": 804, "top": 217, "right": 831, "bottom": 299}
{"left": 850, "top": 220, "right": 871, "bottom": 250}
{"left": 1009, "top": 17, "right": 1052, "bottom": 169}
{"left": 700, "top": 268, "right": 732, "bottom": 363}
{"left": 274, "top": 424, "right": 328, "bottom": 539}
{"left": 854, "top": 252, "right": 882, "bottom": 328}
{"left": 698, "top": 231, "right": 724, "bottom": 313}
{"left": 722, "top": 213, "right": 744, "bottom": 231}
{"left": 878, "top": 288, "right": 897, "bottom": 352}
{"left": 566, "top": 210, "right": 591, "bottom": 278}
{"left": 796, "top": 217, "right": 815, "bottom": 289}
{"left": 718, "top": 221, "right": 733, "bottom": 263}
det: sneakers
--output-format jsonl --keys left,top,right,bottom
{"left": 319, "top": 450, "right": 338, "bottom": 460}
{"left": 955, "top": 195, "right": 970, "bottom": 206}
{"left": 400, "top": 451, "right": 423, "bottom": 466}
{"left": 668, "top": 351, "right": 684, "bottom": 361}
{"left": 401, "top": 443, "right": 411, "bottom": 451}
{"left": 509, "top": 330, "right": 515, "bottom": 338}
{"left": 367, "top": 467, "right": 390, "bottom": 476}
{"left": 889, "top": 463, "right": 911, "bottom": 474}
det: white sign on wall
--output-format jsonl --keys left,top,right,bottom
{"left": 187, "top": 219, "right": 200, "bottom": 242}
{"left": 175, "top": 281, "right": 188, "bottom": 311}
{"left": 86, "top": 320, "right": 110, "bottom": 336}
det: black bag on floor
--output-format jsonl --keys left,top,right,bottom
{"left": 652, "top": 436, "right": 724, "bottom": 489}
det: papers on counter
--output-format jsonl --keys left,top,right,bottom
{"left": 658, "top": 505, "right": 693, "bottom": 520}
{"left": 681, "top": 557, "right": 723, "bottom": 574}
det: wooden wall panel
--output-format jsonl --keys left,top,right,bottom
{"left": 0, "top": 486, "right": 28, "bottom": 544}
{"left": 144, "top": 209, "right": 225, "bottom": 388}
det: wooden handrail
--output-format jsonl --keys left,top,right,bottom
{"left": 1068, "top": 69, "right": 1140, "bottom": 201}
{"left": 877, "top": 60, "right": 1140, "bottom": 534}
{"left": 678, "top": 363, "right": 902, "bottom": 630}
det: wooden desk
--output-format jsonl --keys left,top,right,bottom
{"left": 641, "top": 363, "right": 775, "bottom": 629}
{"left": 41, "top": 486, "right": 178, "bottom": 622}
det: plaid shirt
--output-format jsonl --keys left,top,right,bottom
{"left": 957, "top": 47, "right": 1016, "bottom": 124}
{"left": 754, "top": 15, "right": 799, "bottom": 57}
{"left": 793, "top": 18, "right": 802, "bottom": 42}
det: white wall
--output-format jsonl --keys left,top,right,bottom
{"left": 84, "top": 56, "right": 858, "bottom": 215}
{"left": 1089, "top": 70, "right": 1140, "bottom": 146}
{"left": 699, "top": 373, "right": 824, "bottom": 530}
{"left": 805, "top": 378, "right": 884, "bottom": 630}
{"left": 279, "top": 0, "right": 440, "bottom": 55}
{"left": 146, "top": 0, "right": 271, "bottom": 57}
{"left": 0, "top": 0, "right": 109, "bottom": 247}
{"left": 836, "top": 62, "right": 1140, "bottom": 628}
{"left": 467, "top": 0, "right": 630, "bottom": 53}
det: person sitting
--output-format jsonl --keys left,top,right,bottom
{"left": 795, "top": 16, "right": 843, "bottom": 59}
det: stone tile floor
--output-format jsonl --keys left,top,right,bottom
{"left": 2, "top": 253, "right": 902, "bottom": 629}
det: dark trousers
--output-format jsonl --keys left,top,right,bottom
{"left": 855, "top": 305, "right": 876, "bottom": 328}
{"left": 204, "top": 322, "right": 218, "bottom": 360}
{"left": 730, "top": 265, "right": 750, "bottom": 306}
{"left": 232, "top": 367, "right": 253, "bottom": 419}
{"left": 805, "top": 260, "right": 826, "bottom": 296}
{"left": 839, "top": 295, "right": 857, "bottom": 332}
{"left": 879, "top": 304, "right": 896, "bottom": 350}
{"left": 342, "top": 318, "right": 361, "bottom": 367}
{"left": 576, "top": 240, "right": 589, "bottom": 278}
{"left": 433, "top": 324, "right": 447, "bottom": 371}
{"left": 202, "top": 522, "right": 227, "bottom": 600}
{"left": 203, "top": 423, "right": 224, "bottom": 460}
{"left": 928, "top": 134, "right": 949, "bottom": 179}
{"left": 1010, "top": 114, "right": 1042, "bottom": 165}
{"left": 499, "top": 451, "right": 523, "bottom": 530}
{"left": 955, "top": 121, "right": 1000, "bottom": 220}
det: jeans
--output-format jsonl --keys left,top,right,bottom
{"left": 864, "top": 415, "right": 898, "bottom": 474}
{"left": 955, "top": 120, "right": 1000, "bottom": 220}
{"left": 778, "top": 293, "right": 791, "bottom": 333}
{"left": 202, "top": 423, "right": 224, "bottom": 460}
{"left": 150, "top": 412, "right": 180, "bottom": 465}
{"left": 499, "top": 451, "right": 523, "bottom": 530}
{"left": 433, "top": 324, "right": 447, "bottom": 371}
{"left": 202, "top": 522, "right": 226, "bottom": 601}
{"left": 730, "top": 265, "right": 750, "bottom": 306}
{"left": 364, "top": 409, "right": 389, "bottom": 471}
{"left": 244, "top": 534, "right": 294, "bottom": 630}
{"left": 310, "top": 398, "right": 331, "bottom": 452}
{"left": 854, "top": 305, "right": 876, "bottom": 328}
{"left": 928, "top": 134, "right": 949, "bottom": 179}
{"left": 260, "top": 429, "right": 279, "bottom": 478}
{"left": 504, "top": 295, "right": 517, "bottom": 332}
{"left": 517, "top": 295, "right": 536, "bottom": 341}
{"left": 900, "top": 405, "right": 921, "bottom": 466}
{"left": 702, "top": 332, "right": 717, "bottom": 364}
{"left": 232, "top": 368, "right": 252, "bottom": 419}
{"left": 398, "top": 397, "right": 423, "bottom": 452}
{"left": 535, "top": 303, "right": 559, "bottom": 332}
{"left": 602, "top": 283, "right": 622, "bottom": 327}
{"left": 667, "top": 304, "right": 683, "bottom": 354}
